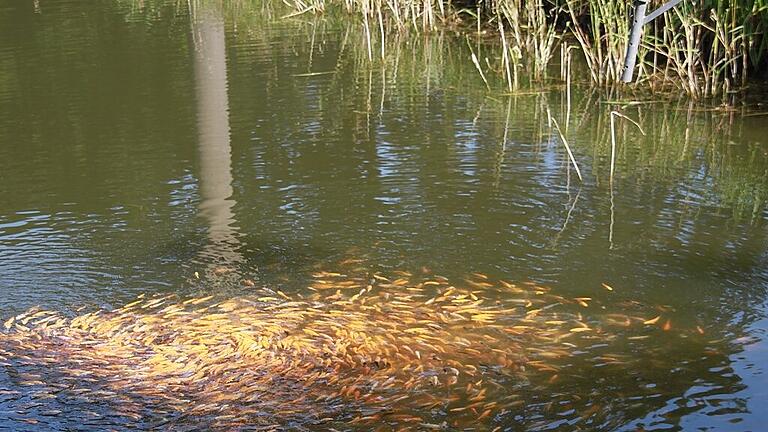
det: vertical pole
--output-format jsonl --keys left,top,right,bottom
{"left": 621, "top": 0, "right": 648, "bottom": 83}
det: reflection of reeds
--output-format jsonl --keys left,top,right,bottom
{"left": 473, "top": 86, "right": 766, "bottom": 219}
{"left": 131, "top": 0, "right": 766, "bottom": 217}
{"left": 548, "top": 113, "right": 583, "bottom": 182}
{"left": 576, "top": 97, "right": 766, "bottom": 220}
{"left": 608, "top": 110, "right": 644, "bottom": 183}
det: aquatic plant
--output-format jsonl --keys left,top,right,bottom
{"left": 624, "top": 0, "right": 768, "bottom": 98}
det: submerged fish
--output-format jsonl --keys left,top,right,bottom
{"left": 0, "top": 266, "right": 686, "bottom": 430}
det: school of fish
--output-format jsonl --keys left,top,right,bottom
{"left": 0, "top": 263, "right": 705, "bottom": 431}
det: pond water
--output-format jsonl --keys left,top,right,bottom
{"left": 1, "top": 0, "right": 767, "bottom": 430}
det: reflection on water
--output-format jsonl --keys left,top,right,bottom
{"left": 191, "top": 2, "right": 241, "bottom": 269}
{"left": 0, "top": 0, "right": 767, "bottom": 430}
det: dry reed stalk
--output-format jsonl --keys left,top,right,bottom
{"left": 468, "top": 37, "right": 490, "bottom": 90}
{"left": 499, "top": 17, "right": 513, "bottom": 92}
{"left": 549, "top": 114, "right": 583, "bottom": 182}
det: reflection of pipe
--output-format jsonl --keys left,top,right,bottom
{"left": 192, "top": 3, "right": 241, "bottom": 264}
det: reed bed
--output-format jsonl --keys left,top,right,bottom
{"left": 279, "top": 0, "right": 767, "bottom": 99}
{"left": 629, "top": 0, "right": 768, "bottom": 98}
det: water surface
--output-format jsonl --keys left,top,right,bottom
{"left": 1, "top": 0, "right": 767, "bottom": 430}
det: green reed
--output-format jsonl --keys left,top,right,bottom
{"left": 634, "top": 0, "right": 768, "bottom": 98}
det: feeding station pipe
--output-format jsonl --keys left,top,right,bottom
{"left": 621, "top": 0, "right": 684, "bottom": 82}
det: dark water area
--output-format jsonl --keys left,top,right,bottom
{"left": 0, "top": 0, "right": 767, "bottom": 430}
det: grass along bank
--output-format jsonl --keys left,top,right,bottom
{"left": 279, "top": 0, "right": 768, "bottom": 99}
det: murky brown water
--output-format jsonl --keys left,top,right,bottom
{"left": 1, "top": 0, "right": 767, "bottom": 430}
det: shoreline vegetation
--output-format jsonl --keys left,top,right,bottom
{"left": 277, "top": 0, "right": 768, "bottom": 100}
